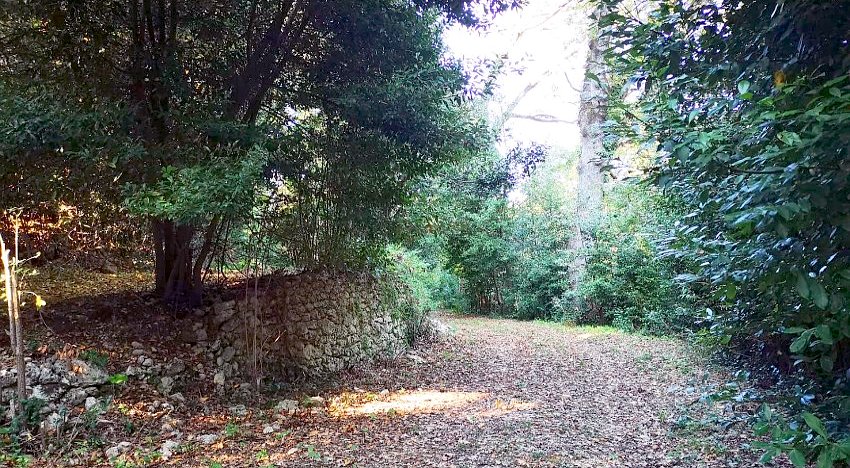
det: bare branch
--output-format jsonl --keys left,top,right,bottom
{"left": 563, "top": 71, "right": 582, "bottom": 93}
{"left": 508, "top": 113, "right": 576, "bottom": 124}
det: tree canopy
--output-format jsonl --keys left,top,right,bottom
{"left": 0, "top": 0, "right": 513, "bottom": 305}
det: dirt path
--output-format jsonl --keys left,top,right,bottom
{"left": 175, "top": 316, "right": 770, "bottom": 467}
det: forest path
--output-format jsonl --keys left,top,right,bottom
{"left": 239, "top": 316, "right": 771, "bottom": 467}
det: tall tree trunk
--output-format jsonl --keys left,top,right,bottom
{"left": 569, "top": 4, "right": 609, "bottom": 288}
{"left": 4, "top": 246, "right": 15, "bottom": 355}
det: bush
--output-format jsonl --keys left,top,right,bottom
{"left": 380, "top": 245, "right": 467, "bottom": 343}
{"left": 605, "top": 3, "right": 850, "bottom": 463}
{"left": 571, "top": 181, "right": 695, "bottom": 335}
{"left": 384, "top": 244, "right": 464, "bottom": 312}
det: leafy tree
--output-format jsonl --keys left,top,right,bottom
{"left": 1, "top": 0, "right": 515, "bottom": 304}
{"left": 420, "top": 148, "right": 520, "bottom": 314}
{"left": 0, "top": 87, "right": 143, "bottom": 257}
{"left": 507, "top": 148, "right": 573, "bottom": 319}
{"left": 572, "top": 180, "right": 691, "bottom": 333}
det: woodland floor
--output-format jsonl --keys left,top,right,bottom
{"left": 250, "top": 317, "right": 780, "bottom": 468}
{"left": 6, "top": 269, "right": 788, "bottom": 467}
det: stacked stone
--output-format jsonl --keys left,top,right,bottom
{"left": 188, "top": 270, "right": 415, "bottom": 388}
{"left": 0, "top": 357, "right": 108, "bottom": 428}
{"left": 187, "top": 299, "right": 245, "bottom": 387}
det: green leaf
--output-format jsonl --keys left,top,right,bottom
{"left": 760, "top": 403, "right": 772, "bottom": 421}
{"left": 778, "top": 130, "right": 802, "bottom": 146}
{"left": 688, "top": 109, "right": 700, "bottom": 122}
{"left": 759, "top": 447, "right": 779, "bottom": 463}
{"left": 837, "top": 439, "right": 850, "bottom": 457}
{"left": 674, "top": 273, "right": 699, "bottom": 283}
{"left": 817, "top": 447, "right": 835, "bottom": 468}
{"left": 812, "top": 281, "right": 829, "bottom": 309}
{"left": 789, "top": 449, "right": 807, "bottom": 468}
{"left": 790, "top": 329, "right": 814, "bottom": 353}
{"left": 815, "top": 324, "right": 833, "bottom": 345}
{"left": 306, "top": 445, "right": 321, "bottom": 461}
{"left": 725, "top": 282, "right": 737, "bottom": 301}
{"left": 738, "top": 80, "right": 751, "bottom": 95}
{"left": 108, "top": 373, "right": 128, "bottom": 385}
{"left": 803, "top": 411, "right": 828, "bottom": 438}
{"left": 820, "top": 355, "right": 834, "bottom": 372}
{"left": 796, "top": 272, "right": 811, "bottom": 299}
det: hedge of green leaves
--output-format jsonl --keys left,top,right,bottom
{"left": 603, "top": 1, "right": 850, "bottom": 464}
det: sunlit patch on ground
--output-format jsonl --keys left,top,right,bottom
{"left": 571, "top": 326, "right": 624, "bottom": 341}
{"left": 476, "top": 397, "right": 539, "bottom": 417}
{"left": 332, "top": 389, "right": 487, "bottom": 416}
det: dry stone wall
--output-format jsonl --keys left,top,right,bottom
{"left": 188, "top": 270, "right": 418, "bottom": 388}
{"left": 0, "top": 271, "right": 422, "bottom": 429}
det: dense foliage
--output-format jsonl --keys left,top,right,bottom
{"left": 408, "top": 146, "right": 576, "bottom": 319}
{"left": 603, "top": 0, "right": 850, "bottom": 464}
{"left": 0, "top": 0, "right": 508, "bottom": 303}
{"left": 570, "top": 179, "right": 692, "bottom": 335}
{"left": 404, "top": 134, "right": 690, "bottom": 330}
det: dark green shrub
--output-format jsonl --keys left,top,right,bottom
{"left": 604, "top": 2, "right": 850, "bottom": 462}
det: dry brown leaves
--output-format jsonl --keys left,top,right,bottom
{"left": 11, "top": 270, "right": 786, "bottom": 467}
{"left": 138, "top": 317, "right": 780, "bottom": 467}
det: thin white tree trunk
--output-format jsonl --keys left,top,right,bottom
{"left": 3, "top": 241, "right": 15, "bottom": 353}
{"left": 1, "top": 234, "right": 26, "bottom": 426}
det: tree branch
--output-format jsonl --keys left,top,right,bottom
{"left": 508, "top": 113, "right": 576, "bottom": 124}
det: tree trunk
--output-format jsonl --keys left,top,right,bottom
{"left": 569, "top": 4, "right": 609, "bottom": 288}
{"left": 1, "top": 234, "right": 26, "bottom": 427}
{"left": 11, "top": 260, "right": 24, "bottom": 422}
{"left": 4, "top": 246, "right": 15, "bottom": 354}
{"left": 152, "top": 217, "right": 220, "bottom": 307}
